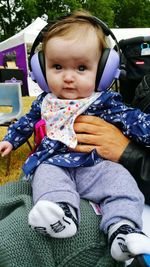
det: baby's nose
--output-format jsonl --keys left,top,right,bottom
{"left": 63, "top": 70, "right": 75, "bottom": 83}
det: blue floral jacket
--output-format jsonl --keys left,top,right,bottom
{"left": 4, "top": 90, "right": 150, "bottom": 178}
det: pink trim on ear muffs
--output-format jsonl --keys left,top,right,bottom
{"left": 30, "top": 52, "right": 49, "bottom": 93}
{"left": 97, "top": 49, "right": 120, "bottom": 91}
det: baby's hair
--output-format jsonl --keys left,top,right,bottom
{"left": 42, "top": 10, "right": 107, "bottom": 52}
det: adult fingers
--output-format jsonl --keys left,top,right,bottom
{"left": 75, "top": 115, "right": 106, "bottom": 126}
{"left": 76, "top": 133, "right": 101, "bottom": 145}
{"left": 74, "top": 122, "right": 103, "bottom": 135}
{"left": 74, "top": 144, "right": 96, "bottom": 153}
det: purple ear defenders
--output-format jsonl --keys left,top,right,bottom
{"left": 29, "top": 15, "right": 121, "bottom": 93}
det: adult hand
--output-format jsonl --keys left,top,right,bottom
{"left": 74, "top": 115, "right": 130, "bottom": 162}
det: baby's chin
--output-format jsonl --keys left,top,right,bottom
{"left": 57, "top": 91, "right": 93, "bottom": 100}
{"left": 57, "top": 93, "right": 79, "bottom": 100}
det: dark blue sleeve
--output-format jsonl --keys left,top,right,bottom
{"left": 3, "top": 93, "right": 46, "bottom": 149}
{"left": 88, "top": 90, "right": 150, "bottom": 145}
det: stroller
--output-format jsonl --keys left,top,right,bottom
{"left": 118, "top": 36, "right": 150, "bottom": 105}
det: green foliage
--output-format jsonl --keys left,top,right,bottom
{"left": 114, "top": 0, "right": 150, "bottom": 27}
{"left": 82, "top": 0, "right": 116, "bottom": 27}
{"left": 27, "top": 0, "right": 84, "bottom": 20}
{"left": 0, "top": 0, "right": 150, "bottom": 42}
{"left": 0, "top": 0, "right": 38, "bottom": 41}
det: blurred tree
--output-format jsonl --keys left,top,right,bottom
{"left": 0, "top": 0, "right": 84, "bottom": 41}
{"left": 0, "top": 0, "right": 38, "bottom": 41}
{"left": 34, "top": 0, "right": 84, "bottom": 20}
{"left": 0, "top": 0, "right": 14, "bottom": 40}
{"left": 82, "top": 0, "right": 116, "bottom": 27}
{"left": 114, "top": 0, "right": 150, "bottom": 27}
{"left": 0, "top": 0, "right": 150, "bottom": 42}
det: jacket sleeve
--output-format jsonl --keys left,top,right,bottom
{"left": 119, "top": 141, "right": 150, "bottom": 204}
{"left": 95, "top": 90, "right": 150, "bottom": 145}
{"left": 3, "top": 93, "right": 46, "bottom": 149}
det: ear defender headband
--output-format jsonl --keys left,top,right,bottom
{"left": 29, "top": 14, "right": 121, "bottom": 93}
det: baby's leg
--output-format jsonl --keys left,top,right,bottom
{"left": 28, "top": 163, "right": 79, "bottom": 238}
{"left": 76, "top": 161, "right": 150, "bottom": 262}
{"left": 76, "top": 160, "right": 144, "bottom": 231}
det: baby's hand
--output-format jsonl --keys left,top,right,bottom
{"left": 0, "top": 141, "right": 13, "bottom": 157}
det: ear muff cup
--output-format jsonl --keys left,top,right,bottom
{"left": 30, "top": 51, "right": 49, "bottom": 93}
{"left": 96, "top": 48, "right": 120, "bottom": 91}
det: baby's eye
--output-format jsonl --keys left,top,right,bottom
{"left": 78, "top": 65, "right": 86, "bottom": 71}
{"left": 53, "top": 64, "right": 62, "bottom": 70}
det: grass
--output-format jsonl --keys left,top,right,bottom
{"left": 0, "top": 96, "right": 36, "bottom": 185}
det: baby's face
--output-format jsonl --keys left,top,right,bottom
{"left": 45, "top": 33, "right": 101, "bottom": 99}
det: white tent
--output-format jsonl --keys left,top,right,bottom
{"left": 0, "top": 17, "right": 47, "bottom": 51}
{"left": 110, "top": 28, "right": 150, "bottom": 47}
{"left": 112, "top": 27, "right": 150, "bottom": 41}
{"left": 0, "top": 17, "right": 47, "bottom": 96}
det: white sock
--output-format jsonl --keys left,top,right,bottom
{"left": 28, "top": 200, "right": 78, "bottom": 238}
{"left": 109, "top": 221, "right": 150, "bottom": 262}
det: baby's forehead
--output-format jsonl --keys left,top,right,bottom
{"left": 47, "top": 23, "right": 100, "bottom": 46}
{"left": 43, "top": 18, "right": 106, "bottom": 53}
{"left": 46, "top": 36, "right": 100, "bottom": 62}
{"left": 65, "top": 26, "right": 99, "bottom": 42}
{"left": 47, "top": 31, "right": 100, "bottom": 52}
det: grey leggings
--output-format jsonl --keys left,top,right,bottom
{"left": 31, "top": 160, "right": 144, "bottom": 233}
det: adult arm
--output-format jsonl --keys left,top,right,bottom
{"left": 120, "top": 141, "right": 150, "bottom": 204}
{"left": 120, "top": 141, "right": 150, "bottom": 183}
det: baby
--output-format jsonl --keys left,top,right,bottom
{"left": 1, "top": 10, "right": 150, "bottom": 264}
